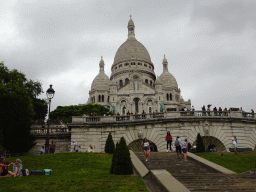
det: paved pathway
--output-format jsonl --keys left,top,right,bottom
{"left": 135, "top": 152, "right": 256, "bottom": 192}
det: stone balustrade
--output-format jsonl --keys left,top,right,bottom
{"left": 71, "top": 111, "right": 256, "bottom": 124}
{"left": 31, "top": 125, "right": 69, "bottom": 134}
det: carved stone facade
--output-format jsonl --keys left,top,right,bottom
{"left": 87, "top": 18, "right": 191, "bottom": 114}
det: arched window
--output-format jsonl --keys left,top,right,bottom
{"left": 102, "top": 95, "right": 104, "bottom": 102}
{"left": 125, "top": 78, "right": 129, "bottom": 84}
{"left": 150, "top": 80, "right": 153, "bottom": 86}
{"left": 170, "top": 93, "right": 172, "bottom": 101}
{"left": 119, "top": 64, "right": 122, "bottom": 68}
{"left": 119, "top": 80, "right": 123, "bottom": 87}
{"left": 107, "top": 96, "right": 109, "bottom": 102}
{"left": 144, "top": 64, "right": 147, "bottom": 67}
{"left": 166, "top": 93, "right": 169, "bottom": 101}
{"left": 125, "top": 63, "right": 129, "bottom": 66}
{"left": 145, "top": 79, "right": 148, "bottom": 84}
{"left": 138, "top": 62, "right": 142, "bottom": 65}
{"left": 98, "top": 95, "right": 101, "bottom": 102}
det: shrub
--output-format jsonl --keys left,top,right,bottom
{"left": 113, "top": 137, "right": 133, "bottom": 175}
{"left": 110, "top": 142, "right": 119, "bottom": 174}
{"left": 105, "top": 132, "right": 115, "bottom": 154}
{"left": 196, "top": 133, "right": 205, "bottom": 153}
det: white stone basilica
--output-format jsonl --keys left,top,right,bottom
{"left": 87, "top": 17, "right": 191, "bottom": 114}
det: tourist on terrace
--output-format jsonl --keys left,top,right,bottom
{"left": 40, "top": 146, "right": 45, "bottom": 155}
{"left": 141, "top": 138, "right": 150, "bottom": 162}
{"left": 181, "top": 139, "right": 188, "bottom": 162}
{"left": 251, "top": 109, "right": 254, "bottom": 117}
{"left": 213, "top": 107, "right": 217, "bottom": 116}
{"left": 127, "top": 110, "right": 130, "bottom": 115}
{"left": 12, "top": 159, "right": 23, "bottom": 176}
{"left": 165, "top": 131, "right": 172, "bottom": 152}
{"left": 130, "top": 111, "right": 133, "bottom": 115}
{"left": 191, "top": 106, "right": 195, "bottom": 111}
{"left": 202, "top": 105, "right": 206, "bottom": 116}
{"left": 224, "top": 108, "right": 228, "bottom": 116}
{"left": 207, "top": 106, "right": 211, "bottom": 116}
{"left": 78, "top": 146, "right": 81, "bottom": 152}
{"left": 174, "top": 136, "right": 183, "bottom": 159}
{"left": 142, "top": 110, "right": 146, "bottom": 119}
{"left": 218, "top": 107, "right": 222, "bottom": 116}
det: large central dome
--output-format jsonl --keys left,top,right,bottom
{"left": 113, "top": 38, "right": 152, "bottom": 64}
{"left": 112, "top": 18, "right": 152, "bottom": 66}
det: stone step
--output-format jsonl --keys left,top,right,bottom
{"left": 134, "top": 151, "right": 256, "bottom": 191}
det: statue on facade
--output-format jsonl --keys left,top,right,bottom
{"left": 160, "top": 102, "right": 164, "bottom": 112}
{"left": 111, "top": 104, "right": 116, "bottom": 113}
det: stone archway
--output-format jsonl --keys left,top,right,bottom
{"left": 193, "top": 136, "right": 226, "bottom": 152}
{"left": 128, "top": 139, "right": 143, "bottom": 152}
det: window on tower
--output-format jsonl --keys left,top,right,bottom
{"left": 125, "top": 78, "right": 129, "bottom": 84}
{"left": 119, "top": 80, "right": 123, "bottom": 87}
{"left": 145, "top": 79, "right": 148, "bottom": 84}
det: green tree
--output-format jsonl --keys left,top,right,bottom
{"left": 113, "top": 137, "right": 133, "bottom": 175}
{"left": 196, "top": 133, "right": 205, "bottom": 153}
{"left": 0, "top": 62, "right": 45, "bottom": 152}
{"left": 50, "top": 103, "right": 114, "bottom": 122}
{"left": 110, "top": 142, "right": 119, "bottom": 174}
{"left": 105, "top": 132, "right": 115, "bottom": 154}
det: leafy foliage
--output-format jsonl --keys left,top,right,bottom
{"left": 113, "top": 137, "right": 133, "bottom": 175}
{"left": 105, "top": 132, "right": 115, "bottom": 154}
{"left": 50, "top": 103, "right": 114, "bottom": 122}
{"left": 0, "top": 62, "right": 46, "bottom": 152}
{"left": 196, "top": 133, "right": 205, "bottom": 153}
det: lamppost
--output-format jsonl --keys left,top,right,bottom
{"left": 45, "top": 84, "right": 55, "bottom": 154}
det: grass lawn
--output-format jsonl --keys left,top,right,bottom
{"left": 195, "top": 151, "right": 256, "bottom": 173}
{"left": 1, "top": 153, "right": 149, "bottom": 192}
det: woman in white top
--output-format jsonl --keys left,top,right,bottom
{"left": 141, "top": 138, "right": 150, "bottom": 162}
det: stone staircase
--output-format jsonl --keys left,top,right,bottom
{"left": 135, "top": 152, "right": 256, "bottom": 192}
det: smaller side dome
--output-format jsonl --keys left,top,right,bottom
{"left": 91, "top": 73, "right": 110, "bottom": 91}
{"left": 91, "top": 57, "right": 110, "bottom": 91}
{"left": 155, "top": 77, "right": 162, "bottom": 85}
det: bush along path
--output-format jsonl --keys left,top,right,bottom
{"left": 135, "top": 152, "right": 256, "bottom": 192}
{"left": 111, "top": 137, "right": 133, "bottom": 175}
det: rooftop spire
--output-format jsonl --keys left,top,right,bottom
{"left": 99, "top": 56, "right": 105, "bottom": 72}
{"left": 162, "top": 55, "right": 168, "bottom": 71}
{"left": 127, "top": 15, "right": 135, "bottom": 39}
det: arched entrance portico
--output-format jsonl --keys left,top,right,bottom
{"left": 193, "top": 136, "right": 226, "bottom": 152}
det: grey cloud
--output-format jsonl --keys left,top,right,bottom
{"left": 191, "top": 0, "right": 256, "bottom": 34}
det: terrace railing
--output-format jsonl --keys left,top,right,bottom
{"left": 68, "top": 111, "right": 256, "bottom": 125}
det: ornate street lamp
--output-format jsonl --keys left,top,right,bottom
{"left": 45, "top": 84, "right": 55, "bottom": 154}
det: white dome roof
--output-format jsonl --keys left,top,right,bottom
{"left": 113, "top": 38, "right": 152, "bottom": 64}
{"left": 91, "top": 72, "right": 110, "bottom": 91}
{"left": 158, "top": 71, "right": 178, "bottom": 89}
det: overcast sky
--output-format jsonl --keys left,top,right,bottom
{"left": 1, "top": 0, "right": 256, "bottom": 112}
